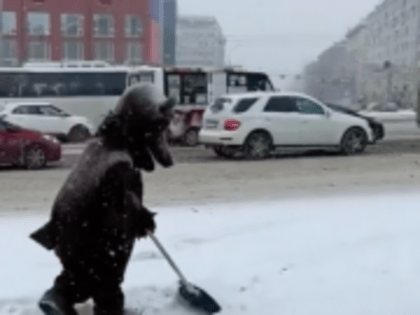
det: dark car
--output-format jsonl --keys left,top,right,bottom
{"left": 325, "top": 103, "right": 385, "bottom": 143}
{"left": 0, "top": 118, "right": 61, "bottom": 169}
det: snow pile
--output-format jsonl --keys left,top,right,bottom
{"left": 1, "top": 192, "right": 420, "bottom": 314}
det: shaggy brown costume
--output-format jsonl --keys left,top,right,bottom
{"left": 30, "top": 84, "right": 175, "bottom": 315}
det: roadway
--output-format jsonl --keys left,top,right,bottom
{"left": 59, "top": 120, "right": 420, "bottom": 169}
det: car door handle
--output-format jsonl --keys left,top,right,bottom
{"left": 301, "top": 120, "right": 309, "bottom": 124}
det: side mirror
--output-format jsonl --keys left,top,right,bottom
{"left": 325, "top": 109, "right": 331, "bottom": 119}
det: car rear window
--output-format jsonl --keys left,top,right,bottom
{"left": 232, "top": 98, "right": 259, "bottom": 113}
{"left": 210, "top": 97, "right": 232, "bottom": 114}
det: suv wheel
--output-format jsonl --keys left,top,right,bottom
{"left": 67, "top": 125, "right": 91, "bottom": 143}
{"left": 25, "top": 145, "right": 46, "bottom": 170}
{"left": 243, "top": 131, "right": 272, "bottom": 160}
{"left": 340, "top": 128, "right": 367, "bottom": 155}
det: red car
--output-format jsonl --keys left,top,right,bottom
{"left": 0, "top": 118, "right": 61, "bottom": 169}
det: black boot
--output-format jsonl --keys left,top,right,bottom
{"left": 39, "top": 288, "right": 78, "bottom": 315}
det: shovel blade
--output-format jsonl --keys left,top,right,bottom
{"left": 179, "top": 282, "right": 222, "bottom": 314}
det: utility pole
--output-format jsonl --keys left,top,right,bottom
{"left": 384, "top": 61, "right": 392, "bottom": 104}
{"left": 417, "top": 60, "right": 420, "bottom": 126}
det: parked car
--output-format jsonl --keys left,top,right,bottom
{"left": 0, "top": 118, "right": 61, "bottom": 169}
{"left": 0, "top": 102, "right": 95, "bottom": 142}
{"left": 324, "top": 103, "right": 384, "bottom": 143}
{"left": 358, "top": 102, "right": 416, "bottom": 122}
{"left": 199, "top": 92, "right": 376, "bottom": 159}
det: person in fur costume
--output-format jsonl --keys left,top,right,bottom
{"left": 30, "top": 83, "right": 175, "bottom": 315}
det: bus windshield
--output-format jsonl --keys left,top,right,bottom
{"left": 165, "top": 72, "right": 208, "bottom": 105}
{"left": 227, "top": 72, "right": 274, "bottom": 94}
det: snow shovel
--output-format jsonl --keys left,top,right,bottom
{"left": 147, "top": 232, "right": 222, "bottom": 314}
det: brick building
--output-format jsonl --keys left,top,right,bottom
{"left": 0, "top": 0, "right": 168, "bottom": 66}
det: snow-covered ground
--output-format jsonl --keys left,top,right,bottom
{"left": 1, "top": 192, "right": 420, "bottom": 315}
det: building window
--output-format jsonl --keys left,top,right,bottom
{"left": 61, "top": 14, "right": 84, "bottom": 37}
{"left": 0, "top": 39, "right": 17, "bottom": 61}
{"left": 125, "top": 16, "right": 143, "bottom": 38}
{"left": 93, "top": 14, "right": 114, "bottom": 37}
{"left": 28, "top": 40, "right": 50, "bottom": 60}
{"left": 62, "top": 41, "right": 84, "bottom": 60}
{"left": 126, "top": 42, "right": 143, "bottom": 63}
{"left": 0, "top": 12, "right": 17, "bottom": 35}
{"left": 94, "top": 42, "right": 114, "bottom": 61}
{"left": 27, "top": 12, "right": 50, "bottom": 36}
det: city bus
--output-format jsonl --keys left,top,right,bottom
{"left": 127, "top": 65, "right": 275, "bottom": 145}
{"left": 0, "top": 62, "right": 131, "bottom": 131}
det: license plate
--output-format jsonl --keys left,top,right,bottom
{"left": 205, "top": 119, "right": 219, "bottom": 129}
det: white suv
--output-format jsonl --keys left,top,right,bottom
{"left": 0, "top": 102, "right": 95, "bottom": 142}
{"left": 199, "top": 92, "right": 375, "bottom": 159}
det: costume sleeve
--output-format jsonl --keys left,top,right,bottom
{"left": 102, "top": 162, "right": 156, "bottom": 239}
{"left": 122, "top": 165, "right": 156, "bottom": 238}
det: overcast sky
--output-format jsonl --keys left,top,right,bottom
{"left": 178, "top": 0, "right": 382, "bottom": 75}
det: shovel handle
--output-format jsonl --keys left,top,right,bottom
{"left": 147, "top": 231, "right": 189, "bottom": 285}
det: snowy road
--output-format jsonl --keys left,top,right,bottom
{"left": 2, "top": 151, "right": 420, "bottom": 212}
{"left": 1, "top": 194, "right": 420, "bottom": 315}
{"left": 55, "top": 120, "right": 420, "bottom": 169}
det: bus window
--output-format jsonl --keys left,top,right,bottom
{"left": 248, "top": 73, "right": 273, "bottom": 91}
{"left": 73, "top": 74, "right": 106, "bottom": 96}
{"left": 139, "top": 72, "right": 154, "bottom": 83}
{"left": 166, "top": 74, "right": 181, "bottom": 104}
{"left": 128, "top": 72, "right": 155, "bottom": 88}
{"left": 183, "top": 73, "right": 207, "bottom": 105}
{"left": 0, "top": 74, "right": 19, "bottom": 97}
{"left": 128, "top": 75, "right": 139, "bottom": 86}
{"left": 101, "top": 73, "right": 126, "bottom": 95}
{"left": 18, "top": 72, "right": 128, "bottom": 97}
{"left": 227, "top": 73, "right": 248, "bottom": 94}
{"left": 227, "top": 72, "right": 274, "bottom": 93}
